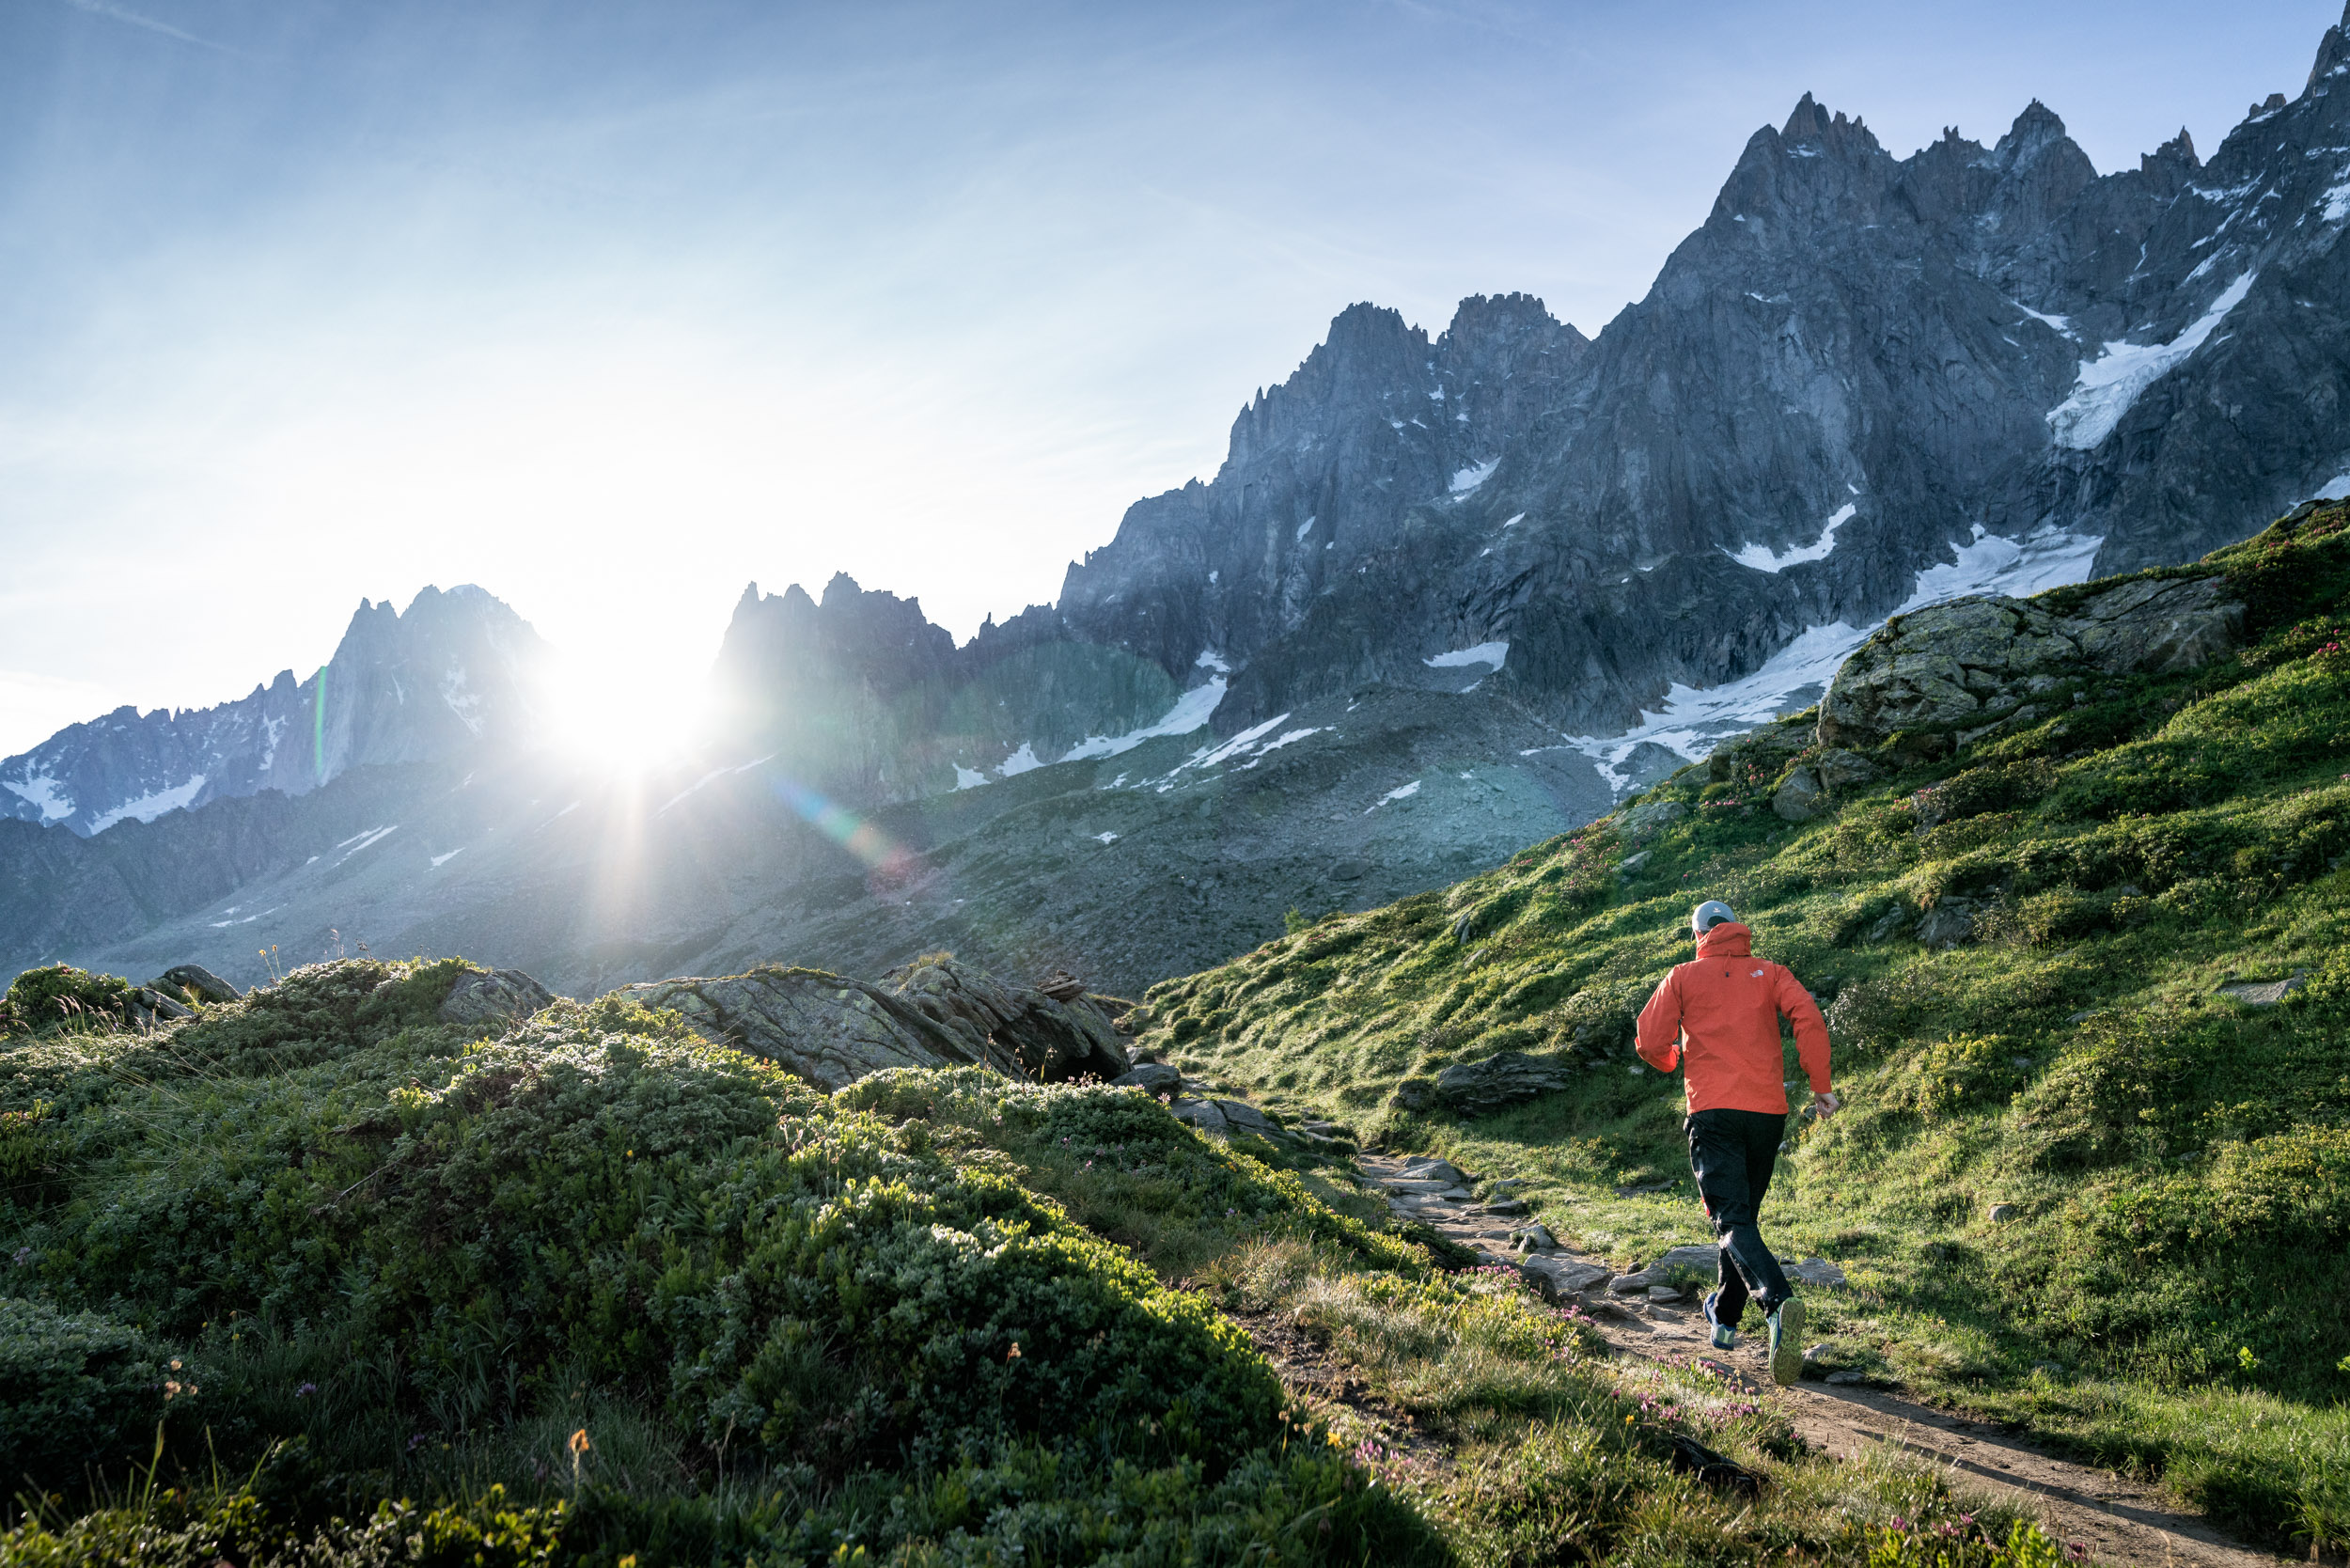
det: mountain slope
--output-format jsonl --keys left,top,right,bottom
{"left": 1125, "top": 503, "right": 2350, "bottom": 1544}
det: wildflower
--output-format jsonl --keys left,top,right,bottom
{"left": 1890, "top": 1515, "right": 1910, "bottom": 1533}
{"left": 1007, "top": 1341, "right": 1022, "bottom": 1360}
{"left": 569, "top": 1428, "right": 591, "bottom": 1456}
{"left": 164, "top": 1380, "right": 182, "bottom": 1400}
{"left": 295, "top": 1382, "right": 318, "bottom": 1398}
{"left": 170, "top": 1358, "right": 181, "bottom": 1371}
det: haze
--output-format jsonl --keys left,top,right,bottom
{"left": 0, "top": 0, "right": 2333, "bottom": 756}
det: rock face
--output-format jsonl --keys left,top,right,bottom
{"left": 1434, "top": 1050, "right": 1573, "bottom": 1115}
{"left": 616, "top": 953, "right": 1127, "bottom": 1093}
{"left": 1819, "top": 574, "right": 2248, "bottom": 752}
{"left": 438, "top": 968, "right": 556, "bottom": 1030}
{"left": 0, "top": 586, "right": 548, "bottom": 838}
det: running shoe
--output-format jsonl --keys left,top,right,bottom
{"left": 1768, "top": 1295, "right": 1806, "bottom": 1387}
{"left": 1703, "top": 1290, "right": 1737, "bottom": 1350}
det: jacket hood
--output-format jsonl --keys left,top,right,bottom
{"left": 1695, "top": 921, "right": 1753, "bottom": 958}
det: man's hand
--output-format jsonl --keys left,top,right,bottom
{"left": 1811, "top": 1090, "right": 1841, "bottom": 1119}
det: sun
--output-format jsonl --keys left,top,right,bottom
{"left": 540, "top": 647, "right": 713, "bottom": 776}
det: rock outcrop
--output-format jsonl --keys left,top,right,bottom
{"left": 439, "top": 968, "right": 556, "bottom": 1030}
{"left": 615, "top": 953, "right": 1128, "bottom": 1093}
{"left": 1819, "top": 573, "right": 2248, "bottom": 753}
{"left": 1434, "top": 1050, "right": 1573, "bottom": 1116}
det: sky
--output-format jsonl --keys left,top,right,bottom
{"left": 0, "top": 0, "right": 2340, "bottom": 757}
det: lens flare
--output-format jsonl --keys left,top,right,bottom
{"left": 773, "top": 776, "right": 916, "bottom": 886}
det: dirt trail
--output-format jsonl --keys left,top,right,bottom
{"left": 1344, "top": 1154, "right": 2288, "bottom": 1568}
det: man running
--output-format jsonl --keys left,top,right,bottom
{"left": 1635, "top": 900, "right": 1837, "bottom": 1386}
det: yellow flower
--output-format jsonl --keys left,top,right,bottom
{"left": 569, "top": 1428, "right": 591, "bottom": 1455}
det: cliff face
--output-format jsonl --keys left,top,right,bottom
{"left": 0, "top": 587, "right": 548, "bottom": 837}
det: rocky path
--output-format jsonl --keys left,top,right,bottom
{"left": 1352, "top": 1155, "right": 2288, "bottom": 1568}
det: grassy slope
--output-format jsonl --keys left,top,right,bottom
{"left": 1130, "top": 508, "right": 2350, "bottom": 1548}
{"left": 3, "top": 964, "right": 2075, "bottom": 1563}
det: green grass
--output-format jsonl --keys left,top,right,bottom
{"left": 1129, "top": 506, "right": 2350, "bottom": 1551}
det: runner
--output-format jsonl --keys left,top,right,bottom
{"left": 1635, "top": 900, "right": 1837, "bottom": 1386}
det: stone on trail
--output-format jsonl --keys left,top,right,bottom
{"left": 1480, "top": 1197, "right": 1531, "bottom": 1217}
{"left": 1520, "top": 1256, "right": 1611, "bottom": 1301}
{"left": 1398, "top": 1157, "right": 1470, "bottom": 1186}
{"left": 438, "top": 968, "right": 556, "bottom": 1030}
{"left": 1111, "top": 1063, "right": 1182, "bottom": 1092}
{"left": 1646, "top": 1284, "right": 1684, "bottom": 1302}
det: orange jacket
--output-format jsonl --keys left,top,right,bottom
{"left": 1635, "top": 922, "right": 1830, "bottom": 1115}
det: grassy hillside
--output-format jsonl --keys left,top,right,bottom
{"left": 1130, "top": 507, "right": 2350, "bottom": 1549}
{"left": 3, "top": 955, "right": 2076, "bottom": 1563}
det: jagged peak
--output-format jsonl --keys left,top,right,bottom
{"left": 2300, "top": 8, "right": 2343, "bottom": 97}
{"left": 1987, "top": 99, "right": 2074, "bottom": 171}
{"left": 1782, "top": 92, "right": 1829, "bottom": 141}
{"left": 820, "top": 571, "right": 865, "bottom": 608}
{"left": 2142, "top": 127, "right": 2199, "bottom": 173}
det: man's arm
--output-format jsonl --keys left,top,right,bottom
{"left": 1777, "top": 966, "right": 1832, "bottom": 1095}
{"left": 1634, "top": 971, "right": 1684, "bottom": 1073}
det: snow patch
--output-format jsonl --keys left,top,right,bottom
{"left": 2047, "top": 272, "right": 2256, "bottom": 449}
{"left": 1059, "top": 677, "right": 1229, "bottom": 761}
{"left": 441, "top": 665, "right": 485, "bottom": 735}
{"left": 1092, "top": 831, "right": 1119, "bottom": 844}
{"left": 1181, "top": 712, "right": 1293, "bottom": 773}
{"left": 2317, "top": 472, "right": 2350, "bottom": 500}
{"left": 1726, "top": 503, "right": 1854, "bottom": 572}
{"left": 2, "top": 774, "right": 74, "bottom": 823}
{"left": 431, "top": 849, "right": 464, "bottom": 868}
{"left": 1295, "top": 516, "right": 1315, "bottom": 541}
{"left": 336, "top": 824, "right": 400, "bottom": 862}
{"left": 1365, "top": 779, "right": 1421, "bottom": 812}
{"left": 1237, "top": 727, "right": 1322, "bottom": 767}
{"left": 1449, "top": 459, "right": 1498, "bottom": 495}
{"left": 995, "top": 742, "right": 1043, "bottom": 778}
{"left": 1195, "top": 647, "right": 1231, "bottom": 674}
{"left": 89, "top": 774, "right": 207, "bottom": 834}
{"left": 2009, "top": 299, "right": 2076, "bottom": 337}
{"left": 1424, "top": 641, "right": 1509, "bottom": 670}
{"left": 953, "top": 765, "right": 990, "bottom": 790}
{"left": 1561, "top": 524, "right": 2105, "bottom": 792}
{"left": 1500, "top": 512, "right": 1524, "bottom": 528}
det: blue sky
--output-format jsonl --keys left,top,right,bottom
{"left": 0, "top": 0, "right": 2338, "bottom": 754}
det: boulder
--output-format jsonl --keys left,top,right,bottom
{"left": 154, "top": 964, "right": 241, "bottom": 1004}
{"left": 1519, "top": 1256, "right": 1611, "bottom": 1300}
{"left": 1389, "top": 1077, "right": 1439, "bottom": 1112}
{"left": 1169, "top": 1098, "right": 1229, "bottom": 1134}
{"left": 888, "top": 955, "right": 1131, "bottom": 1081}
{"left": 1813, "top": 749, "right": 1879, "bottom": 790}
{"left": 1112, "top": 1062, "right": 1182, "bottom": 1093}
{"left": 1819, "top": 574, "right": 2247, "bottom": 751}
{"left": 1787, "top": 1257, "right": 1847, "bottom": 1288}
{"left": 1772, "top": 768, "right": 1825, "bottom": 822}
{"left": 1916, "top": 899, "right": 1978, "bottom": 950}
{"left": 1620, "top": 797, "right": 1688, "bottom": 843}
{"left": 1511, "top": 1223, "right": 1559, "bottom": 1252}
{"left": 1986, "top": 1202, "right": 2020, "bottom": 1223}
{"left": 438, "top": 968, "right": 556, "bottom": 1030}
{"left": 1434, "top": 1051, "right": 1572, "bottom": 1116}
{"left": 2217, "top": 972, "right": 2308, "bottom": 1006}
{"left": 1480, "top": 1197, "right": 1531, "bottom": 1217}
{"left": 1398, "top": 1157, "right": 1470, "bottom": 1185}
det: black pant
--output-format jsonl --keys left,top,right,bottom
{"left": 1684, "top": 1108, "right": 1792, "bottom": 1325}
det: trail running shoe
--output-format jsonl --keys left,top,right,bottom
{"left": 1768, "top": 1296, "right": 1806, "bottom": 1387}
{"left": 1703, "top": 1291, "right": 1737, "bottom": 1350}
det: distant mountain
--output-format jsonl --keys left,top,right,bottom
{"left": 0, "top": 586, "right": 547, "bottom": 838}
{"left": 13, "top": 7, "right": 2350, "bottom": 996}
